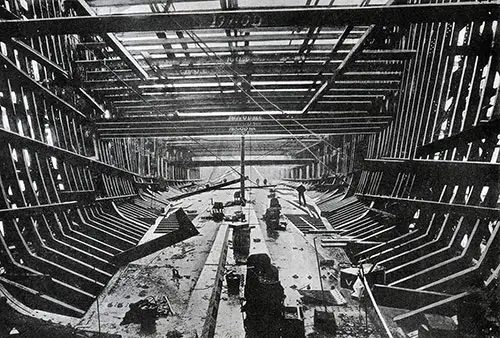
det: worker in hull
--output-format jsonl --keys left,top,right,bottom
{"left": 296, "top": 184, "right": 307, "bottom": 206}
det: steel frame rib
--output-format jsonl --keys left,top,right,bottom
{"left": 0, "top": 53, "right": 86, "bottom": 119}
{"left": 416, "top": 118, "right": 500, "bottom": 156}
{"left": 72, "top": 0, "right": 149, "bottom": 80}
{"left": 6, "top": 39, "right": 105, "bottom": 115}
{"left": 0, "top": 128, "right": 138, "bottom": 178}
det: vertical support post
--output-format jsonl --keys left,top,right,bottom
{"left": 94, "top": 265, "right": 101, "bottom": 333}
{"left": 240, "top": 135, "right": 245, "bottom": 201}
{"left": 313, "top": 236, "right": 328, "bottom": 313}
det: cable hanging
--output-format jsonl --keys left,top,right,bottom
{"left": 168, "top": 21, "right": 353, "bottom": 185}
{"left": 80, "top": 43, "right": 251, "bottom": 182}
{"left": 83, "top": 7, "right": 355, "bottom": 188}
{"left": 155, "top": 2, "right": 345, "bottom": 155}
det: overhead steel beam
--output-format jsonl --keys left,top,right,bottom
{"left": 91, "top": 80, "right": 401, "bottom": 96}
{"left": 186, "top": 149, "right": 300, "bottom": 156}
{"left": 84, "top": 67, "right": 401, "bottom": 83}
{"left": 87, "top": 49, "right": 414, "bottom": 63}
{"left": 180, "top": 145, "right": 315, "bottom": 151}
{"left": 107, "top": 88, "right": 397, "bottom": 102}
{"left": 120, "top": 107, "right": 371, "bottom": 115}
{"left": 175, "top": 141, "right": 305, "bottom": 147}
{"left": 95, "top": 114, "right": 393, "bottom": 134}
{"left": 161, "top": 137, "right": 319, "bottom": 154}
{"left": 164, "top": 145, "right": 312, "bottom": 153}
{"left": 98, "top": 129, "right": 381, "bottom": 138}
{"left": 111, "top": 95, "right": 385, "bottom": 106}
{"left": 84, "top": 73, "right": 402, "bottom": 89}
{"left": 169, "top": 158, "right": 315, "bottom": 167}
{"left": 96, "top": 123, "right": 387, "bottom": 130}
{"left": 73, "top": 0, "right": 149, "bottom": 80}
{"left": 116, "top": 102, "right": 374, "bottom": 112}
{"left": 161, "top": 135, "right": 320, "bottom": 143}
{"left": 89, "top": 42, "right": 362, "bottom": 55}
{"left": 96, "top": 112, "right": 391, "bottom": 122}
{"left": 0, "top": 4, "right": 497, "bottom": 38}
{"left": 171, "top": 150, "right": 312, "bottom": 156}
{"left": 99, "top": 46, "right": 415, "bottom": 59}
{"left": 113, "top": 31, "right": 367, "bottom": 46}
{"left": 88, "top": 0, "right": 213, "bottom": 6}
{"left": 78, "top": 59, "right": 403, "bottom": 73}
{"left": 98, "top": 121, "right": 385, "bottom": 128}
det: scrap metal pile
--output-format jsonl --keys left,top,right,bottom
{"left": 121, "top": 296, "right": 175, "bottom": 330}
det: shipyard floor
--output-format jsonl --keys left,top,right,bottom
{"left": 40, "top": 186, "right": 393, "bottom": 337}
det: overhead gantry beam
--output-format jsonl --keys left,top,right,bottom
{"left": 112, "top": 30, "right": 368, "bottom": 46}
{"left": 115, "top": 102, "right": 375, "bottom": 114}
{"left": 83, "top": 72, "right": 403, "bottom": 89}
{"left": 81, "top": 46, "right": 415, "bottom": 58}
{"left": 110, "top": 95, "right": 387, "bottom": 107}
{"left": 0, "top": 3, "right": 498, "bottom": 38}
{"left": 169, "top": 158, "right": 315, "bottom": 167}
{"left": 95, "top": 113, "right": 392, "bottom": 137}
{"left": 170, "top": 145, "right": 313, "bottom": 156}
{"left": 85, "top": 70, "right": 403, "bottom": 84}
{"left": 78, "top": 57, "right": 405, "bottom": 72}
{"left": 105, "top": 89, "right": 399, "bottom": 104}
{"left": 91, "top": 80, "right": 402, "bottom": 99}
{"left": 97, "top": 127, "right": 381, "bottom": 138}
{"left": 103, "top": 92, "right": 390, "bottom": 104}
{"left": 87, "top": 0, "right": 218, "bottom": 6}
{"left": 160, "top": 136, "right": 320, "bottom": 155}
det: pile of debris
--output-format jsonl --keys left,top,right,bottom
{"left": 121, "top": 296, "right": 175, "bottom": 331}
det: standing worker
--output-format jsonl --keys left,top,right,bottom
{"left": 296, "top": 184, "right": 307, "bottom": 206}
